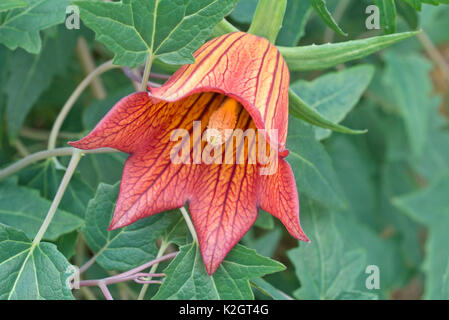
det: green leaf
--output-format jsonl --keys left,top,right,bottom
{"left": 0, "top": 224, "right": 74, "bottom": 299}
{"left": 403, "top": 0, "right": 449, "bottom": 9}
{"left": 0, "top": 0, "right": 69, "bottom": 54}
{"left": 76, "top": 152, "right": 126, "bottom": 190}
{"left": 287, "top": 116, "right": 345, "bottom": 208}
{"left": 153, "top": 242, "right": 285, "bottom": 300}
{"left": 0, "top": 0, "right": 28, "bottom": 12}
{"left": 326, "top": 107, "right": 421, "bottom": 294}
{"left": 393, "top": 176, "right": 449, "bottom": 299}
{"left": 382, "top": 52, "right": 437, "bottom": 157}
{"left": 254, "top": 209, "right": 274, "bottom": 230}
{"left": 379, "top": 162, "right": 422, "bottom": 270}
{"left": 421, "top": 4, "right": 449, "bottom": 45}
{"left": 242, "top": 227, "right": 282, "bottom": 257}
{"left": 339, "top": 102, "right": 424, "bottom": 275}
{"left": 291, "top": 65, "right": 374, "bottom": 140}
{"left": 326, "top": 135, "right": 378, "bottom": 227}
{"left": 18, "top": 159, "right": 94, "bottom": 218}
{"left": 396, "top": 0, "right": 419, "bottom": 29}
{"left": 228, "top": 0, "right": 257, "bottom": 24}
{"left": 393, "top": 175, "right": 449, "bottom": 228}
{"left": 75, "top": 0, "right": 239, "bottom": 67}
{"left": 308, "top": 0, "right": 347, "bottom": 37}
{"left": 335, "top": 290, "right": 378, "bottom": 300}
{"left": 162, "top": 214, "right": 189, "bottom": 246}
{"left": 334, "top": 210, "right": 411, "bottom": 296}
{"left": 0, "top": 46, "right": 7, "bottom": 139}
{"left": 409, "top": 108, "right": 449, "bottom": 183}
{"left": 276, "top": 0, "right": 311, "bottom": 46}
{"left": 0, "top": 95, "right": 5, "bottom": 142}
{"left": 401, "top": 0, "right": 422, "bottom": 10}
{"left": 413, "top": 129, "right": 449, "bottom": 182}
{"left": 288, "top": 197, "right": 368, "bottom": 300}
{"left": 376, "top": 0, "right": 397, "bottom": 34}
{"left": 279, "top": 31, "right": 418, "bottom": 71}
{"left": 82, "top": 183, "right": 177, "bottom": 271}
{"left": 2, "top": 28, "right": 77, "bottom": 140}
{"left": 0, "top": 181, "right": 83, "bottom": 241}
{"left": 54, "top": 231, "right": 78, "bottom": 260}
{"left": 250, "top": 278, "right": 293, "bottom": 300}
{"left": 210, "top": 18, "right": 239, "bottom": 38}
{"left": 425, "top": 0, "right": 448, "bottom": 4}
{"left": 422, "top": 228, "right": 449, "bottom": 299}
{"left": 289, "top": 89, "right": 366, "bottom": 135}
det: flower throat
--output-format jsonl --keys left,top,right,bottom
{"left": 206, "top": 97, "right": 243, "bottom": 146}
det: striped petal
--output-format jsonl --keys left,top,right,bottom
{"left": 258, "top": 159, "right": 309, "bottom": 242}
{"left": 70, "top": 92, "right": 226, "bottom": 228}
{"left": 150, "top": 32, "right": 290, "bottom": 152}
{"left": 69, "top": 32, "right": 307, "bottom": 275}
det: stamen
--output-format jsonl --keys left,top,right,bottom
{"left": 206, "top": 97, "right": 242, "bottom": 146}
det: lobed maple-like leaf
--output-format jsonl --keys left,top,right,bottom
{"left": 75, "top": 0, "right": 239, "bottom": 67}
{"left": 70, "top": 32, "right": 308, "bottom": 275}
{"left": 0, "top": 0, "right": 69, "bottom": 54}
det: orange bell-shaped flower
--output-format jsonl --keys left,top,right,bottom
{"left": 70, "top": 32, "right": 309, "bottom": 275}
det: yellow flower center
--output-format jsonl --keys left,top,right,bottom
{"left": 206, "top": 97, "right": 242, "bottom": 146}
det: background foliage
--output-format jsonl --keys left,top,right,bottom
{"left": 0, "top": 0, "right": 449, "bottom": 300}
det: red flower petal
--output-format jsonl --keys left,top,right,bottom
{"left": 190, "top": 160, "right": 259, "bottom": 275}
{"left": 70, "top": 32, "right": 308, "bottom": 275}
{"left": 150, "top": 32, "right": 290, "bottom": 152}
{"left": 258, "top": 159, "right": 309, "bottom": 242}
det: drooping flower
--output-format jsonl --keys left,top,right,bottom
{"left": 70, "top": 32, "right": 309, "bottom": 275}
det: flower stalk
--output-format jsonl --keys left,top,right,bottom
{"left": 0, "top": 147, "right": 117, "bottom": 181}
{"left": 248, "top": 0, "right": 287, "bottom": 43}
{"left": 137, "top": 241, "right": 171, "bottom": 300}
{"left": 211, "top": 19, "right": 238, "bottom": 38}
{"left": 32, "top": 150, "right": 82, "bottom": 246}
{"left": 140, "top": 54, "right": 155, "bottom": 92}
{"left": 75, "top": 251, "right": 178, "bottom": 300}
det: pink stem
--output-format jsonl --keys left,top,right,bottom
{"left": 79, "top": 255, "right": 96, "bottom": 274}
{"left": 149, "top": 72, "right": 170, "bottom": 80}
{"left": 99, "top": 282, "right": 113, "bottom": 300}
{"left": 122, "top": 67, "right": 167, "bottom": 87}
{"left": 77, "top": 252, "right": 177, "bottom": 288}
{"left": 113, "top": 252, "right": 177, "bottom": 280}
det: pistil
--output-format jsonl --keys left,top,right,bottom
{"left": 206, "top": 97, "right": 242, "bottom": 146}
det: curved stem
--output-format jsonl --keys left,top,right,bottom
{"left": 79, "top": 273, "right": 164, "bottom": 287}
{"left": 137, "top": 242, "right": 170, "bottom": 300}
{"left": 20, "top": 127, "right": 80, "bottom": 141}
{"left": 47, "top": 60, "right": 119, "bottom": 151}
{"left": 98, "top": 282, "right": 113, "bottom": 300}
{"left": 14, "top": 139, "right": 29, "bottom": 157}
{"left": 211, "top": 19, "right": 239, "bottom": 38}
{"left": 76, "top": 37, "right": 107, "bottom": 99}
{"left": 32, "top": 150, "right": 82, "bottom": 246}
{"left": 418, "top": 31, "right": 449, "bottom": 83}
{"left": 149, "top": 72, "right": 170, "bottom": 80}
{"left": 79, "top": 252, "right": 176, "bottom": 287}
{"left": 79, "top": 253, "right": 98, "bottom": 275}
{"left": 122, "top": 67, "right": 162, "bottom": 88}
{"left": 77, "top": 251, "right": 177, "bottom": 300}
{"left": 248, "top": 0, "right": 287, "bottom": 43}
{"left": 180, "top": 206, "right": 198, "bottom": 243}
{"left": 140, "top": 54, "right": 155, "bottom": 92}
{"left": 0, "top": 147, "right": 117, "bottom": 181}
